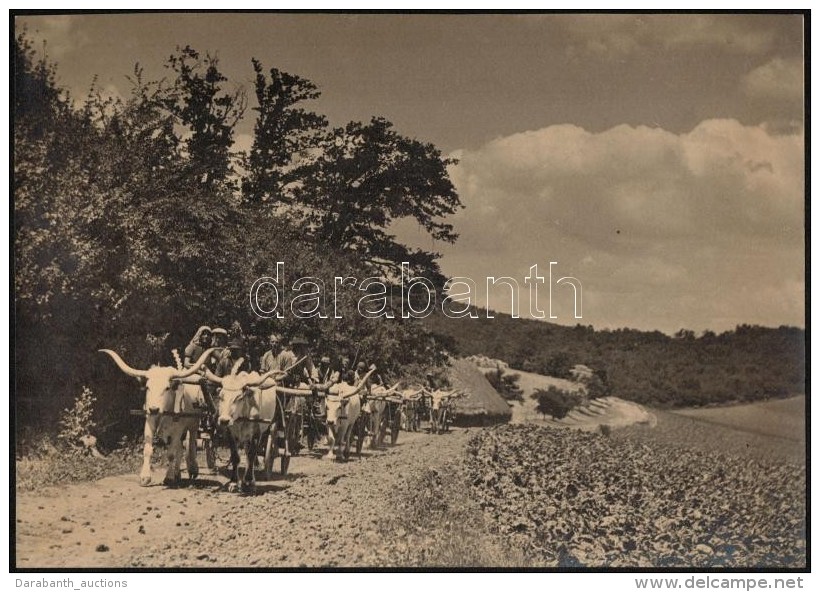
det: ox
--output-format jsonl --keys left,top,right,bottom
{"left": 401, "top": 388, "right": 423, "bottom": 432}
{"left": 100, "top": 348, "right": 216, "bottom": 486}
{"left": 367, "top": 382, "right": 401, "bottom": 448}
{"left": 427, "top": 389, "right": 459, "bottom": 434}
{"left": 325, "top": 366, "right": 376, "bottom": 461}
{"left": 203, "top": 363, "right": 282, "bottom": 493}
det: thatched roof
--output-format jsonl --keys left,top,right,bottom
{"left": 447, "top": 358, "right": 512, "bottom": 427}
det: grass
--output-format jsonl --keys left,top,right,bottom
{"left": 15, "top": 434, "right": 145, "bottom": 493}
{"left": 615, "top": 401, "right": 806, "bottom": 465}
{"left": 670, "top": 396, "right": 805, "bottom": 443}
{"left": 382, "top": 459, "right": 534, "bottom": 567}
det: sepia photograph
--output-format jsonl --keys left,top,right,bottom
{"left": 12, "top": 11, "right": 807, "bottom": 574}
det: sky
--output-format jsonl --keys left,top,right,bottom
{"left": 15, "top": 12, "right": 806, "bottom": 334}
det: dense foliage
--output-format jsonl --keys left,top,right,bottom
{"left": 428, "top": 311, "right": 805, "bottom": 408}
{"left": 14, "top": 33, "right": 460, "bottom": 442}
{"left": 482, "top": 366, "right": 524, "bottom": 402}
{"left": 532, "top": 386, "right": 577, "bottom": 420}
{"left": 466, "top": 424, "right": 805, "bottom": 567}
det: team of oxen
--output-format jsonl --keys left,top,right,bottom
{"left": 99, "top": 348, "right": 464, "bottom": 493}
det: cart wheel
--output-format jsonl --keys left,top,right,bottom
{"left": 355, "top": 419, "right": 365, "bottom": 457}
{"left": 391, "top": 422, "right": 400, "bottom": 446}
{"left": 280, "top": 454, "right": 290, "bottom": 475}
{"left": 307, "top": 426, "right": 316, "bottom": 451}
{"left": 203, "top": 439, "right": 217, "bottom": 472}
{"left": 288, "top": 415, "right": 302, "bottom": 455}
{"left": 264, "top": 432, "right": 276, "bottom": 479}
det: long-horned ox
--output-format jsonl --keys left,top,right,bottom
{"left": 324, "top": 366, "right": 377, "bottom": 461}
{"left": 367, "top": 381, "right": 402, "bottom": 448}
{"left": 426, "top": 389, "right": 460, "bottom": 434}
{"left": 203, "top": 361, "right": 284, "bottom": 493}
{"left": 400, "top": 388, "right": 424, "bottom": 432}
{"left": 100, "top": 348, "right": 216, "bottom": 486}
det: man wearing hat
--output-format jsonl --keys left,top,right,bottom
{"left": 290, "top": 334, "right": 318, "bottom": 386}
{"left": 211, "top": 327, "right": 229, "bottom": 350}
{"left": 209, "top": 327, "right": 229, "bottom": 369}
{"left": 316, "top": 355, "right": 333, "bottom": 384}
{"left": 260, "top": 333, "right": 301, "bottom": 387}
{"left": 215, "top": 336, "right": 247, "bottom": 377}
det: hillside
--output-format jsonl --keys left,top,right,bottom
{"left": 426, "top": 310, "right": 805, "bottom": 409}
{"left": 471, "top": 363, "right": 652, "bottom": 430}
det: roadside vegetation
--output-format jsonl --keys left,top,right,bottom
{"left": 15, "top": 31, "right": 460, "bottom": 447}
{"left": 16, "top": 387, "right": 145, "bottom": 492}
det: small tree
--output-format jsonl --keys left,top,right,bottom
{"left": 57, "top": 387, "right": 97, "bottom": 452}
{"left": 484, "top": 365, "right": 523, "bottom": 402}
{"left": 532, "top": 386, "right": 575, "bottom": 420}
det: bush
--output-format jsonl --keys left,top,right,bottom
{"left": 483, "top": 366, "right": 523, "bottom": 402}
{"left": 532, "top": 386, "right": 576, "bottom": 420}
{"left": 57, "top": 387, "right": 97, "bottom": 452}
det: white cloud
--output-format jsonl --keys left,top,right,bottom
{"left": 658, "top": 15, "right": 775, "bottom": 53}
{"left": 742, "top": 57, "right": 803, "bottom": 102}
{"left": 428, "top": 120, "right": 804, "bottom": 332}
{"left": 17, "top": 15, "right": 89, "bottom": 59}
{"left": 560, "top": 14, "right": 776, "bottom": 57}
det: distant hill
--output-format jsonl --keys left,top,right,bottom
{"left": 425, "top": 310, "right": 805, "bottom": 409}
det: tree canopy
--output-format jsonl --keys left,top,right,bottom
{"left": 13, "top": 33, "right": 461, "bottom": 437}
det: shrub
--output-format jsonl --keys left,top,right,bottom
{"left": 532, "top": 386, "right": 576, "bottom": 420}
{"left": 57, "top": 387, "right": 97, "bottom": 452}
{"left": 483, "top": 365, "right": 524, "bottom": 402}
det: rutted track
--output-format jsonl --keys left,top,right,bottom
{"left": 15, "top": 429, "right": 471, "bottom": 568}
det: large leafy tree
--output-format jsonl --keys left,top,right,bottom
{"left": 163, "top": 46, "right": 246, "bottom": 191}
{"left": 293, "top": 117, "right": 463, "bottom": 283}
{"left": 242, "top": 59, "right": 327, "bottom": 205}
{"left": 14, "top": 31, "right": 94, "bottom": 320}
{"left": 14, "top": 35, "right": 461, "bottom": 435}
{"left": 14, "top": 38, "right": 248, "bottom": 427}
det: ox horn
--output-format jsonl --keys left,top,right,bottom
{"left": 349, "top": 365, "right": 377, "bottom": 396}
{"left": 202, "top": 367, "right": 223, "bottom": 385}
{"left": 171, "top": 348, "right": 217, "bottom": 379}
{"left": 251, "top": 356, "right": 306, "bottom": 390}
{"left": 245, "top": 368, "right": 279, "bottom": 388}
{"left": 99, "top": 349, "right": 149, "bottom": 379}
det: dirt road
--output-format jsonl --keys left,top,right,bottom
{"left": 15, "top": 428, "right": 472, "bottom": 568}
